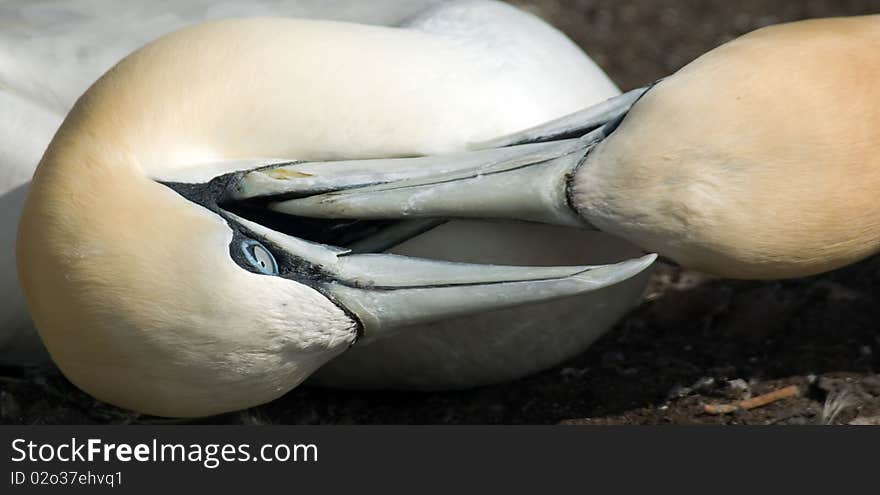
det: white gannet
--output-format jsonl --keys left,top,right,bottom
{"left": 263, "top": 15, "right": 880, "bottom": 280}
{"left": 0, "top": 0, "right": 447, "bottom": 365}
{"left": 16, "top": 1, "right": 651, "bottom": 416}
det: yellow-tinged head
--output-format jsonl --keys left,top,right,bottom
{"left": 17, "top": 119, "right": 359, "bottom": 418}
{"left": 573, "top": 15, "right": 880, "bottom": 278}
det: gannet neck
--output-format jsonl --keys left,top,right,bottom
{"left": 572, "top": 15, "right": 880, "bottom": 279}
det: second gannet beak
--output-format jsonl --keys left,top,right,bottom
{"left": 226, "top": 87, "right": 650, "bottom": 231}
{"left": 164, "top": 175, "right": 655, "bottom": 344}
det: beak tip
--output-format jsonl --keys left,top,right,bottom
{"left": 627, "top": 252, "right": 659, "bottom": 277}
{"left": 641, "top": 252, "right": 660, "bottom": 265}
{"left": 577, "top": 252, "right": 657, "bottom": 288}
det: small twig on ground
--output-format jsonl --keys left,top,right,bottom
{"left": 703, "top": 385, "right": 800, "bottom": 415}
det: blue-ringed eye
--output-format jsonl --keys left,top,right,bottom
{"left": 241, "top": 239, "right": 278, "bottom": 275}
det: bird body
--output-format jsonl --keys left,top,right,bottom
{"left": 17, "top": 1, "right": 649, "bottom": 416}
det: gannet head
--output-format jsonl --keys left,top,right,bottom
{"left": 19, "top": 135, "right": 360, "bottom": 417}
{"left": 16, "top": 18, "right": 652, "bottom": 417}
{"left": 571, "top": 15, "right": 880, "bottom": 278}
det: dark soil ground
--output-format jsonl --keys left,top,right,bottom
{"left": 2, "top": 0, "right": 880, "bottom": 425}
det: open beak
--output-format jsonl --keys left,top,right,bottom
{"left": 195, "top": 87, "right": 656, "bottom": 341}
{"left": 224, "top": 211, "right": 655, "bottom": 342}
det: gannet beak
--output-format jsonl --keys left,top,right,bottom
{"left": 222, "top": 211, "right": 655, "bottom": 343}
{"left": 160, "top": 140, "right": 655, "bottom": 344}
{"left": 226, "top": 86, "right": 651, "bottom": 229}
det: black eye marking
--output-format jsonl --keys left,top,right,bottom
{"left": 240, "top": 238, "right": 279, "bottom": 276}
{"left": 159, "top": 175, "right": 334, "bottom": 281}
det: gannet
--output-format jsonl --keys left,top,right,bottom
{"left": 260, "top": 15, "right": 880, "bottom": 280}
{"left": 16, "top": 1, "right": 651, "bottom": 417}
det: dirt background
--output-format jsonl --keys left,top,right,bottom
{"left": 2, "top": 0, "right": 880, "bottom": 425}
